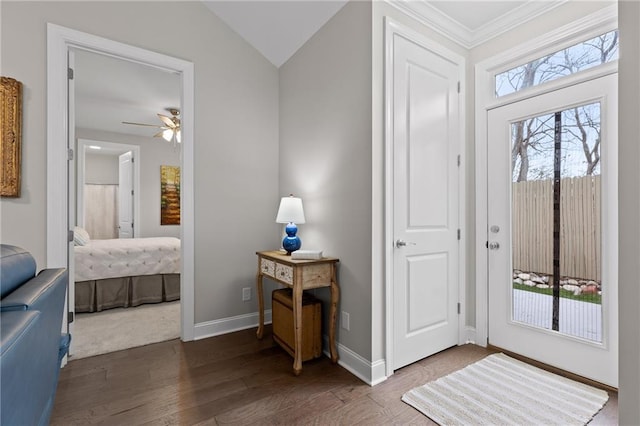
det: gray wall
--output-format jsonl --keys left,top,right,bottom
{"left": 279, "top": 1, "right": 372, "bottom": 360}
{"left": 85, "top": 153, "right": 119, "bottom": 184}
{"left": 618, "top": 1, "right": 640, "bottom": 423}
{"left": 0, "top": 1, "right": 280, "bottom": 324}
{"left": 78, "top": 129, "right": 182, "bottom": 239}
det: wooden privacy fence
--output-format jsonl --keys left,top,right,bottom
{"left": 512, "top": 175, "right": 601, "bottom": 281}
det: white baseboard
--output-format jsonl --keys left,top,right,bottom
{"left": 194, "top": 313, "right": 389, "bottom": 386}
{"left": 322, "top": 336, "right": 388, "bottom": 386}
{"left": 194, "top": 310, "right": 272, "bottom": 340}
{"left": 465, "top": 326, "right": 477, "bottom": 344}
{"left": 370, "top": 359, "right": 388, "bottom": 385}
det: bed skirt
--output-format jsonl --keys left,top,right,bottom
{"left": 75, "top": 273, "right": 180, "bottom": 313}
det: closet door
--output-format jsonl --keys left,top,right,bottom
{"left": 118, "top": 151, "right": 134, "bottom": 238}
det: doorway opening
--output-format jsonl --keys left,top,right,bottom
{"left": 46, "top": 24, "right": 196, "bottom": 360}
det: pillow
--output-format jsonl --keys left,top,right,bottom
{"left": 73, "top": 226, "right": 90, "bottom": 246}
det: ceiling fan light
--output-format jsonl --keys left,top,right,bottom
{"left": 162, "top": 129, "right": 174, "bottom": 142}
{"left": 176, "top": 129, "right": 182, "bottom": 144}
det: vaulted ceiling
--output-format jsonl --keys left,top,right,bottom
{"left": 75, "top": 1, "right": 567, "bottom": 138}
{"left": 202, "top": 1, "right": 567, "bottom": 66}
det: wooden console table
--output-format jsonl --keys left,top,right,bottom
{"left": 255, "top": 250, "right": 339, "bottom": 375}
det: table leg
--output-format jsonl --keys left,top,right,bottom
{"left": 329, "top": 266, "right": 340, "bottom": 363}
{"left": 292, "top": 283, "right": 303, "bottom": 375}
{"left": 256, "top": 272, "right": 264, "bottom": 339}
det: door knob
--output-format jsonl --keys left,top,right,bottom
{"left": 395, "top": 239, "right": 416, "bottom": 248}
{"left": 488, "top": 242, "right": 500, "bottom": 250}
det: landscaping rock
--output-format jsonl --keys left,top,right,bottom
{"left": 512, "top": 270, "right": 603, "bottom": 296}
{"left": 531, "top": 275, "right": 545, "bottom": 284}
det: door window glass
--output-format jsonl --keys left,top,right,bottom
{"left": 511, "top": 102, "right": 602, "bottom": 343}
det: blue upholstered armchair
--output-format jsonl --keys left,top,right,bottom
{"left": 0, "top": 244, "right": 70, "bottom": 425}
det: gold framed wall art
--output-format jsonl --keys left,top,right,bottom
{"left": 1, "top": 77, "right": 23, "bottom": 197}
{"left": 160, "top": 165, "right": 181, "bottom": 225}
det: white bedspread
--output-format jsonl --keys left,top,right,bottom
{"left": 74, "top": 237, "right": 180, "bottom": 282}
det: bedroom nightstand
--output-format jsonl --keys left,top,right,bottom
{"left": 255, "top": 250, "right": 339, "bottom": 375}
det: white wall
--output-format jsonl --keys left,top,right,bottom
{"left": 618, "top": 1, "right": 640, "bottom": 423}
{"left": 0, "top": 1, "right": 280, "bottom": 325}
{"left": 279, "top": 1, "right": 372, "bottom": 361}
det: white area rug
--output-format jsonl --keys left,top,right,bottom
{"left": 402, "top": 353, "right": 608, "bottom": 426}
{"left": 70, "top": 301, "right": 180, "bottom": 359}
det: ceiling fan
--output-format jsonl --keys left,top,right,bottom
{"left": 122, "top": 107, "right": 181, "bottom": 145}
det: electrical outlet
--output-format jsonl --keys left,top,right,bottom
{"left": 242, "top": 287, "right": 251, "bottom": 301}
{"left": 341, "top": 311, "right": 350, "bottom": 331}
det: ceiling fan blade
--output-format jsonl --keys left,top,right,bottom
{"left": 153, "top": 130, "right": 166, "bottom": 138}
{"left": 122, "top": 121, "right": 164, "bottom": 128}
{"left": 158, "top": 114, "right": 176, "bottom": 128}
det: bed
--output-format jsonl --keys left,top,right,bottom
{"left": 73, "top": 232, "right": 180, "bottom": 313}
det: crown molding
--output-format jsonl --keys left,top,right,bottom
{"left": 386, "top": 0, "right": 570, "bottom": 49}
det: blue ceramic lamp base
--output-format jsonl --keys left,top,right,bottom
{"left": 282, "top": 222, "right": 301, "bottom": 255}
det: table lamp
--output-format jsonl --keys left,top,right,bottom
{"left": 276, "top": 194, "right": 306, "bottom": 255}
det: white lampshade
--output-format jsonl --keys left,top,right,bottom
{"left": 276, "top": 195, "right": 306, "bottom": 224}
{"left": 162, "top": 128, "right": 182, "bottom": 144}
{"left": 162, "top": 129, "right": 174, "bottom": 142}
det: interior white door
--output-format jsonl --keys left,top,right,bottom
{"left": 118, "top": 151, "right": 134, "bottom": 238}
{"left": 487, "top": 74, "right": 618, "bottom": 387}
{"left": 392, "top": 33, "right": 460, "bottom": 370}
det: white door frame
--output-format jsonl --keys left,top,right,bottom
{"left": 77, "top": 139, "right": 141, "bottom": 237}
{"left": 384, "top": 17, "right": 467, "bottom": 378}
{"left": 474, "top": 6, "right": 617, "bottom": 347}
{"left": 46, "top": 24, "right": 196, "bottom": 341}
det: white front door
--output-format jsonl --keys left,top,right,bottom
{"left": 118, "top": 151, "right": 134, "bottom": 238}
{"left": 487, "top": 74, "right": 618, "bottom": 387}
{"left": 391, "top": 31, "right": 461, "bottom": 370}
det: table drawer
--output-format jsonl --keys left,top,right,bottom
{"left": 260, "top": 258, "right": 275, "bottom": 277}
{"left": 275, "top": 263, "right": 293, "bottom": 284}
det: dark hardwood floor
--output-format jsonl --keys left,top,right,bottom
{"left": 51, "top": 326, "right": 618, "bottom": 425}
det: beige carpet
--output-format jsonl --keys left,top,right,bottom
{"left": 70, "top": 301, "right": 180, "bottom": 359}
{"left": 402, "top": 353, "right": 609, "bottom": 426}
